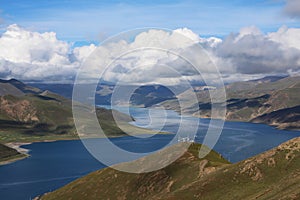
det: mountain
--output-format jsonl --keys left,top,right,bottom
{"left": 0, "top": 81, "right": 24, "bottom": 96}
{"left": 96, "top": 84, "right": 181, "bottom": 107}
{"left": 0, "top": 79, "right": 157, "bottom": 143}
{"left": 128, "top": 85, "right": 177, "bottom": 107}
{"left": 0, "top": 79, "right": 41, "bottom": 95}
{"left": 247, "top": 75, "right": 288, "bottom": 83}
{"left": 29, "top": 83, "right": 182, "bottom": 107}
{"left": 26, "top": 76, "right": 300, "bottom": 130}
{"left": 29, "top": 83, "right": 116, "bottom": 105}
{"left": 160, "top": 76, "right": 300, "bottom": 130}
{"left": 39, "top": 137, "right": 300, "bottom": 200}
{"left": 0, "top": 88, "right": 75, "bottom": 140}
{"left": 252, "top": 105, "right": 300, "bottom": 130}
{"left": 28, "top": 83, "right": 73, "bottom": 99}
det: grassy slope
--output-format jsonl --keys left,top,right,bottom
{"left": 0, "top": 96, "right": 160, "bottom": 142}
{"left": 0, "top": 143, "right": 24, "bottom": 163}
{"left": 0, "top": 85, "right": 162, "bottom": 143}
{"left": 0, "top": 82, "right": 24, "bottom": 96}
{"left": 40, "top": 143, "right": 230, "bottom": 200}
{"left": 166, "top": 137, "right": 300, "bottom": 200}
{"left": 0, "top": 92, "right": 76, "bottom": 142}
{"left": 41, "top": 138, "right": 300, "bottom": 200}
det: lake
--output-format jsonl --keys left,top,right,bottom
{"left": 1, "top": 106, "right": 300, "bottom": 200}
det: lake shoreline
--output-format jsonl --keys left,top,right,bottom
{"left": 0, "top": 130, "right": 170, "bottom": 166}
{"left": 0, "top": 142, "right": 32, "bottom": 166}
{"left": 1, "top": 103, "right": 299, "bottom": 167}
{"left": 0, "top": 142, "right": 31, "bottom": 166}
{"left": 151, "top": 106, "right": 300, "bottom": 132}
{"left": 5, "top": 142, "right": 32, "bottom": 154}
{"left": 0, "top": 139, "right": 75, "bottom": 166}
{"left": 0, "top": 153, "right": 29, "bottom": 166}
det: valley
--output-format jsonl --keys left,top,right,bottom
{"left": 1, "top": 77, "right": 300, "bottom": 199}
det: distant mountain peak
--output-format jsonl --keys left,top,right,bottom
{"left": 248, "top": 75, "right": 288, "bottom": 83}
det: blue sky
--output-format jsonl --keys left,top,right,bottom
{"left": 0, "top": 0, "right": 299, "bottom": 42}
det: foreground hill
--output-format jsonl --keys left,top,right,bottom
{"left": 40, "top": 137, "right": 300, "bottom": 200}
{"left": 39, "top": 143, "right": 230, "bottom": 200}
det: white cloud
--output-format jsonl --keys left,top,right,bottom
{"left": 268, "top": 26, "right": 300, "bottom": 50}
{"left": 234, "top": 26, "right": 262, "bottom": 42}
{"left": 0, "top": 24, "right": 70, "bottom": 64}
{"left": 78, "top": 28, "right": 224, "bottom": 85}
{"left": 215, "top": 26, "right": 300, "bottom": 75}
{"left": 0, "top": 24, "right": 300, "bottom": 84}
{"left": 0, "top": 24, "right": 95, "bottom": 81}
{"left": 73, "top": 44, "right": 97, "bottom": 62}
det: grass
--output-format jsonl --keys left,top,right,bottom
{"left": 39, "top": 143, "right": 230, "bottom": 200}
{"left": 0, "top": 153, "right": 27, "bottom": 165}
{"left": 40, "top": 137, "right": 300, "bottom": 200}
{"left": 0, "top": 93, "right": 165, "bottom": 143}
{"left": 0, "top": 130, "right": 78, "bottom": 143}
{"left": 0, "top": 143, "right": 25, "bottom": 163}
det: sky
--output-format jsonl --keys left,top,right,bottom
{"left": 0, "top": 0, "right": 299, "bottom": 41}
{"left": 0, "top": 0, "right": 300, "bottom": 83}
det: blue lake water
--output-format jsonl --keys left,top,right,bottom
{"left": 1, "top": 106, "right": 300, "bottom": 200}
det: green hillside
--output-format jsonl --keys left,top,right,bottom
{"left": 0, "top": 78, "right": 41, "bottom": 95}
{"left": 0, "top": 79, "right": 160, "bottom": 143}
{"left": 40, "top": 137, "right": 300, "bottom": 200}
{"left": 0, "top": 143, "right": 25, "bottom": 163}
{"left": 0, "top": 90, "right": 76, "bottom": 142}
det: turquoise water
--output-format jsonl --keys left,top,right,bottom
{"left": 0, "top": 106, "right": 300, "bottom": 199}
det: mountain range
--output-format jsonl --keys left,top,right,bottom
{"left": 29, "top": 76, "right": 300, "bottom": 130}
{"left": 159, "top": 76, "right": 300, "bottom": 130}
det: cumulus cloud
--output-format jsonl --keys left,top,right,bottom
{"left": 215, "top": 26, "right": 300, "bottom": 75}
{"left": 0, "top": 24, "right": 95, "bottom": 81}
{"left": 268, "top": 26, "right": 300, "bottom": 50}
{"left": 73, "top": 44, "right": 97, "bottom": 62}
{"left": 0, "top": 24, "right": 71, "bottom": 64}
{"left": 283, "top": 0, "right": 300, "bottom": 18}
{"left": 99, "top": 25, "right": 300, "bottom": 85}
{"left": 78, "top": 28, "right": 224, "bottom": 85}
{"left": 0, "top": 24, "right": 300, "bottom": 84}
